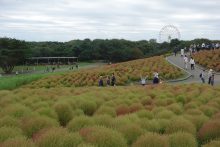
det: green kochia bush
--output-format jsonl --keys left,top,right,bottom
{"left": 202, "top": 139, "right": 220, "bottom": 147}
{"left": 34, "top": 127, "right": 82, "bottom": 147}
{"left": 169, "top": 132, "right": 197, "bottom": 147}
{"left": 54, "top": 102, "right": 73, "bottom": 126}
{"left": 67, "top": 116, "right": 95, "bottom": 132}
{"left": 0, "top": 116, "right": 20, "bottom": 128}
{"left": 1, "top": 104, "right": 32, "bottom": 118}
{"left": 132, "top": 132, "right": 169, "bottom": 147}
{"left": 80, "top": 126, "right": 127, "bottom": 147}
{"left": 0, "top": 137, "right": 36, "bottom": 147}
{"left": 21, "top": 116, "right": 59, "bottom": 138}
{"left": 0, "top": 127, "right": 24, "bottom": 143}
{"left": 165, "top": 117, "right": 196, "bottom": 135}
{"left": 78, "top": 100, "right": 97, "bottom": 116}
{"left": 94, "top": 106, "right": 116, "bottom": 117}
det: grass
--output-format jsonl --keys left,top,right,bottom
{"left": 0, "top": 62, "right": 103, "bottom": 90}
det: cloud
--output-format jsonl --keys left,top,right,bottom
{"left": 0, "top": 0, "right": 220, "bottom": 41}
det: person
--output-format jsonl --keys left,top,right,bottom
{"left": 106, "top": 76, "right": 111, "bottom": 86}
{"left": 189, "top": 57, "right": 195, "bottom": 70}
{"left": 15, "top": 71, "right": 19, "bottom": 75}
{"left": 208, "top": 69, "right": 213, "bottom": 85}
{"left": 210, "top": 74, "right": 214, "bottom": 86}
{"left": 140, "top": 75, "right": 148, "bottom": 86}
{"left": 202, "top": 43, "right": 205, "bottom": 50}
{"left": 174, "top": 47, "right": 178, "bottom": 56}
{"left": 98, "top": 76, "right": 104, "bottom": 87}
{"left": 180, "top": 48, "right": 184, "bottom": 57}
{"left": 200, "top": 69, "right": 205, "bottom": 83}
{"left": 183, "top": 55, "right": 188, "bottom": 70}
{"left": 153, "top": 72, "right": 159, "bottom": 84}
{"left": 111, "top": 73, "right": 116, "bottom": 86}
{"left": 76, "top": 64, "right": 79, "bottom": 69}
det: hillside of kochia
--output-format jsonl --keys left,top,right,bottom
{"left": 26, "top": 56, "right": 183, "bottom": 88}
{"left": 193, "top": 49, "right": 220, "bottom": 72}
{"left": 0, "top": 84, "right": 220, "bottom": 146}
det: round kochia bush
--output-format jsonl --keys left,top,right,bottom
{"left": 0, "top": 137, "right": 36, "bottom": 147}
{"left": 202, "top": 139, "right": 220, "bottom": 147}
{"left": 132, "top": 132, "right": 169, "bottom": 147}
{"left": 79, "top": 126, "right": 127, "bottom": 147}
{"left": 0, "top": 127, "right": 24, "bottom": 143}
{"left": 169, "top": 132, "right": 197, "bottom": 147}
{"left": 34, "top": 127, "right": 82, "bottom": 147}
{"left": 0, "top": 116, "right": 20, "bottom": 128}
{"left": 21, "top": 116, "right": 59, "bottom": 138}
{"left": 54, "top": 102, "right": 73, "bottom": 126}
{"left": 165, "top": 117, "right": 196, "bottom": 135}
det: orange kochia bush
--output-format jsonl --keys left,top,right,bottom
{"left": 193, "top": 49, "right": 220, "bottom": 71}
{"left": 26, "top": 56, "right": 183, "bottom": 88}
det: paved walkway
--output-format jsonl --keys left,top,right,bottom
{"left": 166, "top": 54, "right": 220, "bottom": 85}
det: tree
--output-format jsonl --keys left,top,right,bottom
{"left": 0, "top": 38, "right": 28, "bottom": 74}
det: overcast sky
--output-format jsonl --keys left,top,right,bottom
{"left": 0, "top": 0, "right": 220, "bottom": 42}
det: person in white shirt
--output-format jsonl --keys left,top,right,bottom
{"left": 140, "top": 75, "right": 148, "bottom": 86}
{"left": 202, "top": 43, "right": 205, "bottom": 49}
{"left": 181, "top": 48, "right": 184, "bottom": 57}
{"left": 189, "top": 57, "right": 195, "bottom": 70}
{"left": 208, "top": 69, "right": 214, "bottom": 85}
{"left": 183, "top": 55, "right": 188, "bottom": 70}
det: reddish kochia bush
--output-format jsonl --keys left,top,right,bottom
{"left": 116, "top": 104, "right": 130, "bottom": 116}
{"left": 198, "top": 120, "right": 220, "bottom": 143}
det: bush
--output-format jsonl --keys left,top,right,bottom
{"left": 34, "top": 127, "right": 82, "bottom": 147}
{"left": 67, "top": 116, "right": 94, "bottom": 132}
{"left": 54, "top": 102, "right": 73, "bottom": 126}
{"left": 200, "top": 106, "right": 218, "bottom": 117}
{"left": 0, "top": 127, "right": 24, "bottom": 143}
{"left": 21, "top": 116, "right": 59, "bottom": 138}
{"left": 79, "top": 126, "right": 127, "bottom": 147}
{"left": 165, "top": 117, "right": 196, "bottom": 135}
{"left": 0, "top": 116, "right": 20, "bottom": 128}
{"left": 93, "top": 115, "right": 113, "bottom": 127}
{"left": 155, "top": 110, "right": 175, "bottom": 119}
{"left": 79, "top": 100, "right": 97, "bottom": 116}
{"left": 202, "top": 139, "right": 220, "bottom": 147}
{"left": 35, "top": 107, "right": 58, "bottom": 119}
{"left": 166, "top": 103, "right": 183, "bottom": 115}
{"left": 136, "top": 110, "right": 153, "bottom": 119}
{"left": 95, "top": 106, "right": 116, "bottom": 117}
{"left": 169, "top": 132, "right": 197, "bottom": 147}
{"left": 184, "top": 114, "right": 209, "bottom": 131}
{"left": 132, "top": 132, "right": 169, "bottom": 147}
{"left": 116, "top": 104, "right": 130, "bottom": 116}
{"left": 118, "top": 124, "right": 143, "bottom": 145}
{"left": 1, "top": 104, "right": 32, "bottom": 118}
{"left": 0, "top": 137, "right": 36, "bottom": 147}
{"left": 139, "top": 119, "right": 161, "bottom": 133}
{"left": 198, "top": 120, "right": 220, "bottom": 143}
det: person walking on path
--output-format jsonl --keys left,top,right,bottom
{"left": 153, "top": 72, "right": 160, "bottom": 84}
{"left": 98, "top": 76, "right": 104, "bottom": 87}
{"left": 181, "top": 48, "right": 184, "bottom": 57}
{"left": 200, "top": 69, "right": 206, "bottom": 83}
{"left": 208, "top": 69, "right": 213, "bottom": 85}
{"left": 189, "top": 57, "right": 195, "bottom": 70}
{"left": 140, "top": 75, "right": 148, "bottom": 86}
{"left": 183, "top": 55, "right": 189, "bottom": 70}
{"left": 111, "top": 73, "right": 116, "bottom": 86}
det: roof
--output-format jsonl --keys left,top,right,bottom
{"left": 27, "top": 57, "right": 78, "bottom": 60}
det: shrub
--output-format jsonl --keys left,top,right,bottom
{"left": 79, "top": 100, "right": 97, "bottom": 116}
{"left": 202, "top": 139, "right": 220, "bottom": 147}
{"left": 34, "top": 127, "right": 82, "bottom": 147}
{"left": 136, "top": 110, "right": 153, "bottom": 119}
{"left": 93, "top": 115, "right": 113, "bottom": 127}
{"left": 132, "top": 132, "right": 169, "bottom": 147}
{"left": 198, "top": 120, "right": 220, "bottom": 143}
{"left": 95, "top": 106, "right": 116, "bottom": 117}
{"left": 169, "top": 132, "right": 197, "bottom": 147}
{"left": 35, "top": 107, "right": 58, "bottom": 119}
{"left": 79, "top": 126, "right": 127, "bottom": 147}
{"left": 78, "top": 143, "right": 97, "bottom": 147}
{"left": 0, "top": 137, "right": 36, "bottom": 147}
{"left": 0, "top": 127, "right": 24, "bottom": 143}
{"left": 139, "top": 119, "right": 161, "bottom": 133}
{"left": 129, "top": 103, "right": 144, "bottom": 113}
{"left": 21, "top": 116, "right": 59, "bottom": 138}
{"left": 116, "top": 104, "right": 130, "bottom": 116}
{"left": 54, "top": 102, "right": 73, "bottom": 126}
{"left": 155, "top": 110, "right": 175, "bottom": 119}
{"left": 0, "top": 116, "right": 20, "bottom": 128}
{"left": 118, "top": 124, "right": 143, "bottom": 145}
{"left": 1, "top": 104, "right": 32, "bottom": 118}
{"left": 200, "top": 106, "right": 218, "bottom": 117}
{"left": 184, "top": 114, "right": 209, "bottom": 131}
{"left": 165, "top": 117, "right": 196, "bottom": 135}
{"left": 166, "top": 103, "right": 183, "bottom": 115}
{"left": 67, "top": 116, "right": 95, "bottom": 132}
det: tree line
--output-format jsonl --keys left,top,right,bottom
{"left": 0, "top": 37, "right": 219, "bottom": 74}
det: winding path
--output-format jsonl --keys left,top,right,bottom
{"left": 166, "top": 54, "right": 220, "bottom": 85}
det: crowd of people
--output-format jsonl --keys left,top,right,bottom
{"left": 98, "top": 72, "right": 161, "bottom": 87}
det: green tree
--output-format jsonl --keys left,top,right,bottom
{"left": 0, "top": 38, "right": 28, "bottom": 74}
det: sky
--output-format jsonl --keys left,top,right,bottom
{"left": 0, "top": 0, "right": 220, "bottom": 42}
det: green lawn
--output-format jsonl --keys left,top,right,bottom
{"left": 0, "top": 62, "right": 104, "bottom": 90}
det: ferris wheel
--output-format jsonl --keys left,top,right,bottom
{"left": 159, "top": 25, "right": 181, "bottom": 43}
